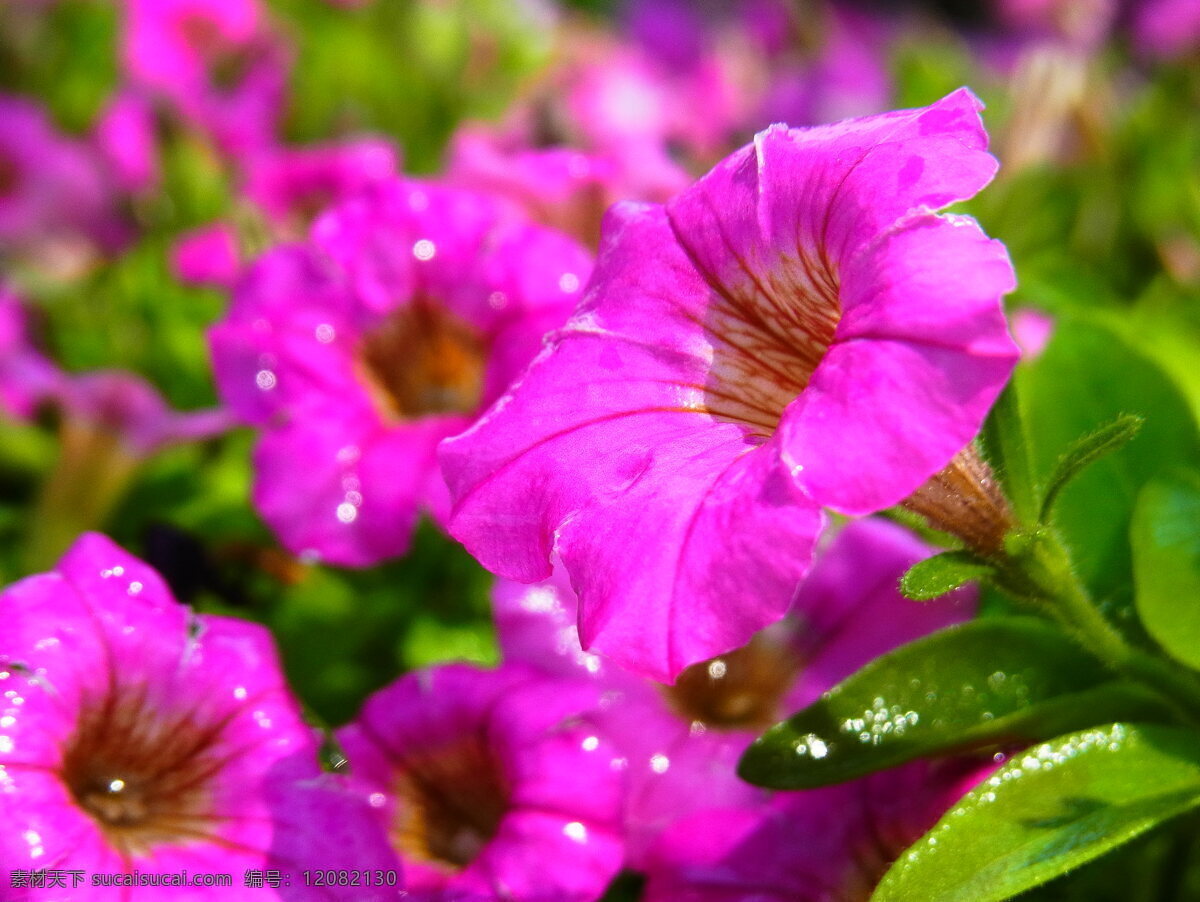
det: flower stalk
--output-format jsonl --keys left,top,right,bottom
{"left": 996, "top": 527, "right": 1200, "bottom": 725}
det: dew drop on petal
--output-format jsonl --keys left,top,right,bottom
{"left": 563, "top": 821, "right": 587, "bottom": 843}
{"left": 336, "top": 502, "right": 358, "bottom": 524}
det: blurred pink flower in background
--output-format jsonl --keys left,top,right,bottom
{"left": 337, "top": 662, "right": 624, "bottom": 901}
{"left": 0, "top": 287, "right": 61, "bottom": 421}
{"left": 121, "top": 0, "right": 289, "bottom": 155}
{"left": 494, "top": 518, "right": 977, "bottom": 865}
{"left": 209, "top": 179, "right": 592, "bottom": 566}
{"left": 641, "top": 756, "right": 991, "bottom": 901}
{"left": 0, "top": 533, "right": 399, "bottom": 898}
{"left": 171, "top": 222, "right": 242, "bottom": 289}
{"left": 92, "top": 90, "right": 160, "bottom": 196}
{"left": 443, "top": 89, "right": 1018, "bottom": 683}
{"left": 0, "top": 95, "right": 130, "bottom": 270}
{"left": 240, "top": 137, "right": 401, "bottom": 239}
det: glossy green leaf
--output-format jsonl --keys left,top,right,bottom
{"left": 1132, "top": 475, "right": 1200, "bottom": 670}
{"left": 738, "top": 619, "right": 1171, "bottom": 790}
{"left": 1016, "top": 318, "right": 1200, "bottom": 600}
{"left": 901, "top": 551, "right": 996, "bottom": 601}
{"left": 1040, "top": 414, "right": 1144, "bottom": 524}
{"left": 873, "top": 723, "right": 1200, "bottom": 902}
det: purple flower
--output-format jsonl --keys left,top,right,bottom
{"left": 172, "top": 223, "right": 242, "bottom": 288}
{"left": 442, "top": 89, "right": 1017, "bottom": 682}
{"left": 641, "top": 758, "right": 991, "bottom": 901}
{"left": 1132, "top": 0, "right": 1200, "bottom": 59}
{"left": 0, "top": 95, "right": 128, "bottom": 268}
{"left": 240, "top": 138, "right": 400, "bottom": 240}
{"left": 58, "top": 370, "right": 233, "bottom": 458}
{"left": 447, "top": 125, "right": 685, "bottom": 247}
{"left": 336, "top": 662, "right": 624, "bottom": 900}
{"left": 121, "top": 0, "right": 289, "bottom": 155}
{"left": 495, "top": 518, "right": 976, "bottom": 863}
{"left": 93, "top": 90, "right": 160, "bottom": 195}
{"left": 0, "top": 288, "right": 61, "bottom": 421}
{"left": 0, "top": 533, "right": 400, "bottom": 897}
{"left": 209, "top": 179, "right": 592, "bottom": 566}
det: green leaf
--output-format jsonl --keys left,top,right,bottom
{"left": 1040, "top": 415, "right": 1144, "bottom": 524}
{"left": 738, "top": 619, "right": 1172, "bottom": 790}
{"left": 1132, "top": 475, "right": 1200, "bottom": 671}
{"left": 1015, "top": 318, "right": 1200, "bottom": 601}
{"left": 980, "top": 380, "right": 1039, "bottom": 524}
{"left": 873, "top": 723, "right": 1200, "bottom": 902}
{"left": 901, "top": 551, "right": 996, "bottom": 601}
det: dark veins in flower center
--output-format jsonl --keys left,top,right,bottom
{"left": 664, "top": 634, "right": 801, "bottom": 731}
{"left": 62, "top": 682, "right": 231, "bottom": 857}
{"left": 391, "top": 733, "right": 509, "bottom": 870}
{"left": 357, "top": 301, "right": 486, "bottom": 421}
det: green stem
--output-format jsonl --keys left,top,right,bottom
{"left": 998, "top": 529, "right": 1200, "bottom": 725}
{"left": 23, "top": 420, "right": 141, "bottom": 573}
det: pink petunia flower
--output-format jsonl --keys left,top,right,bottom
{"left": 92, "top": 89, "right": 160, "bottom": 195}
{"left": 209, "top": 179, "right": 592, "bottom": 566}
{"left": 0, "top": 533, "right": 400, "bottom": 898}
{"left": 442, "top": 89, "right": 1018, "bottom": 683}
{"left": 336, "top": 662, "right": 625, "bottom": 901}
{"left": 171, "top": 223, "right": 242, "bottom": 289}
{"left": 494, "top": 518, "right": 976, "bottom": 864}
{"left": 641, "top": 756, "right": 992, "bottom": 901}
{"left": 0, "top": 94, "right": 129, "bottom": 269}
{"left": 1132, "top": 0, "right": 1200, "bottom": 59}
{"left": 240, "top": 137, "right": 401, "bottom": 240}
{"left": 121, "top": 0, "right": 289, "bottom": 156}
{"left": 0, "top": 288, "right": 62, "bottom": 421}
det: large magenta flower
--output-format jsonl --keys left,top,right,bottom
{"left": 209, "top": 179, "right": 592, "bottom": 565}
{"left": 336, "top": 662, "right": 625, "bottom": 901}
{"left": 0, "top": 533, "right": 399, "bottom": 897}
{"left": 442, "top": 89, "right": 1017, "bottom": 682}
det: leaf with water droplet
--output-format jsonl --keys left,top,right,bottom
{"left": 738, "top": 618, "right": 1173, "bottom": 790}
{"left": 1132, "top": 474, "right": 1200, "bottom": 671}
{"left": 872, "top": 723, "right": 1200, "bottom": 902}
{"left": 901, "top": 551, "right": 996, "bottom": 601}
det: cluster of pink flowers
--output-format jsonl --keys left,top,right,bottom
{"left": 15, "top": 0, "right": 1163, "bottom": 897}
{"left": 2, "top": 520, "right": 984, "bottom": 900}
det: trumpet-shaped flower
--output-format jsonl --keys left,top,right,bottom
{"left": 209, "top": 179, "right": 591, "bottom": 565}
{"left": 442, "top": 89, "right": 1017, "bottom": 682}
{"left": 0, "top": 533, "right": 399, "bottom": 898}
{"left": 337, "top": 662, "right": 624, "bottom": 901}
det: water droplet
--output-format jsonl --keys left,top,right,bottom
{"left": 563, "top": 821, "right": 587, "bottom": 843}
{"left": 650, "top": 753, "right": 670, "bottom": 774}
{"left": 413, "top": 239, "right": 436, "bottom": 261}
{"left": 707, "top": 659, "right": 727, "bottom": 679}
{"left": 255, "top": 369, "right": 277, "bottom": 391}
{"left": 559, "top": 272, "right": 580, "bottom": 293}
{"left": 581, "top": 736, "right": 599, "bottom": 752}
{"left": 315, "top": 323, "right": 336, "bottom": 343}
{"left": 336, "top": 502, "right": 357, "bottom": 524}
